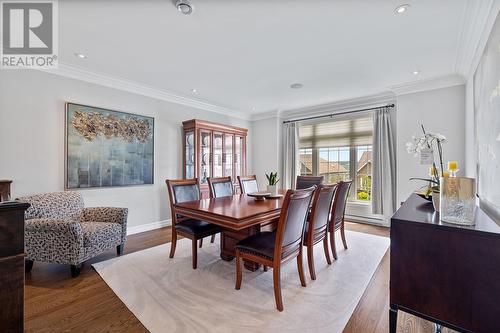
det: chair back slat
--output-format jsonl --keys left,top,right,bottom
{"left": 208, "top": 176, "right": 234, "bottom": 198}
{"left": 296, "top": 175, "right": 324, "bottom": 190}
{"left": 309, "top": 184, "right": 337, "bottom": 234}
{"left": 274, "top": 187, "right": 315, "bottom": 259}
{"left": 331, "top": 181, "right": 352, "bottom": 228}
{"left": 166, "top": 178, "right": 201, "bottom": 224}
{"left": 237, "top": 175, "right": 259, "bottom": 194}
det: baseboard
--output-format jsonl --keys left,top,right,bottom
{"left": 345, "top": 214, "right": 389, "bottom": 227}
{"left": 127, "top": 219, "right": 171, "bottom": 235}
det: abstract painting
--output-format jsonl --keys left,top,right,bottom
{"left": 65, "top": 103, "right": 154, "bottom": 189}
{"left": 474, "top": 11, "right": 500, "bottom": 221}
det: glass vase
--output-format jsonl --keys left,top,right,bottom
{"left": 439, "top": 177, "right": 476, "bottom": 225}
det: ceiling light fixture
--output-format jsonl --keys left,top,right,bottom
{"left": 394, "top": 4, "right": 410, "bottom": 15}
{"left": 413, "top": 70, "right": 421, "bottom": 75}
{"left": 290, "top": 83, "right": 303, "bottom": 89}
{"left": 176, "top": 0, "right": 194, "bottom": 15}
{"left": 190, "top": 88, "right": 197, "bottom": 93}
{"left": 74, "top": 53, "right": 87, "bottom": 59}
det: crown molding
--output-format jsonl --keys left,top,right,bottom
{"left": 388, "top": 74, "right": 465, "bottom": 96}
{"left": 38, "top": 63, "right": 251, "bottom": 120}
{"left": 278, "top": 91, "right": 396, "bottom": 121}
{"left": 250, "top": 109, "right": 281, "bottom": 121}
{"left": 455, "top": 0, "right": 497, "bottom": 77}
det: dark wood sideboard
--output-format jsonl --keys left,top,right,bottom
{"left": 390, "top": 194, "right": 500, "bottom": 333}
{"left": 0, "top": 201, "right": 30, "bottom": 333}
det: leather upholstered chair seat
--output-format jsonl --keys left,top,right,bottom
{"left": 235, "top": 232, "right": 276, "bottom": 260}
{"left": 175, "top": 219, "right": 220, "bottom": 235}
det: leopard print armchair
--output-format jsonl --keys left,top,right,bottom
{"left": 18, "top": 191, "right": 128, "bottom": 277}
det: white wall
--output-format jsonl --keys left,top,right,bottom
{"left": 251, "top": 116, "right": 281, "bottom": 190}
{"left": 0, "top": 70, "right": 252, "bottom": 230}
{"left": 396, "top": 85, "right": 466, "bottom": 205}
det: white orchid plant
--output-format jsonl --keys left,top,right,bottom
{"left": 406, "top": 125, "right": 447, "bottom": 197}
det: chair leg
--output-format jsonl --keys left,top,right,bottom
{"left": 330, "top": 230, "right": 338, "bottom": 260}
{"left": 297, "top": 250, "right": 307, "bottom": 287}
{"left": 273, "top": 264, "right": 284, "bottom": 311}
{"left": 169, "top": 231, "right": 177, "bottom": 258}
{"left": 25, "top": 260, "right": 34, "bottom": 273}
{"left": 235, "top": 251, "right": 242, "bottom": 290}
{"left": 306, "top": 244, "right": 316, "bottom": 280}
{"left": 116, "top": 244, "right": 124, "bottom": 256}
{"left": 199, "top": 238, "right": 203, "bottom": 248}
{"left": 192, "top": 239, "right": 198, "bottom": 269}
{"left": 341, "top": 222, "right": 348, "bottom": 250}
{"left": 323, "top": 236, "right": 332, "bottom": 265}
{"left": 70, "top": 264, "right": 82, "bottom": 278}
{"left": 210, "top": 234, "right": 216, "bottom": 243}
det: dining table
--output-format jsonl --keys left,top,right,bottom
{"left": 174, "top": 193, "right": 284, "bottom": 271}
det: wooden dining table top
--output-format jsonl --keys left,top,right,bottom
{"left": 174, "top": 194, "right": 285, "bottom": 231}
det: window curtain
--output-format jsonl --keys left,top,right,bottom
{"left": 282, "top": 122, "right": 299, "bottom": 189}
{"left": 372, "top": 107, "right": 396, "bottom": 216}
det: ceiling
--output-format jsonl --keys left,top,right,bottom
{"left": 58, "top": 0, "right": 475, "bottom": 117}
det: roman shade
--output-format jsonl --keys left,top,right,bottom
{"left": 299, "top": 114, "right": 373, "bottom": 148}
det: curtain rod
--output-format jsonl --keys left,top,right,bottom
{"left": 282, "top": 103, "right": 395, "bottom": 124}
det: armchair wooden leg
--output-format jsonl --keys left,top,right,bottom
{"left": 192, "top": 239, "right": 198, "bottom": 269}
{"left": 330, "top": 231, "right": 338, "bottom": 260}
{"left": 306, "top": 244, "right": 316, "bottom": 280}
{"left": 169, "top": 231, "right": 177, "bottom": 258}
{"left": 323, "top": 236, "right": 332, "bottom": 265}
{"left": 25, "top": 260, "right": 34, "bottom": 273}
{"left": 116, "top": 244, "right": 124, "bottom": 256}
{"left": 297, "top": 250, "right": 307, "bottom": 287}
{"left": 199, "top": 238, "right": 203, "bottom": 248}
{"left": 340, "top": 222, "right": 348, "bottom": 250}
{"left": 70, "top": 264, "right": 82, "bottom": 278}
{"left": 235, "top": 251, "right": 242, "bottom": 290}
{"left": 273, "top": 264, "right": 284, "bottom": 312}
{"left": 210, "top": 234, "right": 216, "bottom": 243}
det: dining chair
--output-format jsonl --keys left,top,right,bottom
{"left": 296, "top": 175, "right": 324, "bottom": 190}
{"left": 206, "top": 176, "right": 235, "bottom": 245}
{"left": 237, "top": 175, "right": 259, "bottom": 194}
{"left": 303, "top": 184, "right": 337, "bottom": 280}
{"left": 166, "top": 178, "right": 221, "bottom": 269}
{"left": 329, "top": 180, "right": 352, "bottom": 260}
{"left": 235, "top": 186, "right": 316, "bottom": 311}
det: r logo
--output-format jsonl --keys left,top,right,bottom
{"left": 2, "top": 2, "right": 53, "bottom": 54}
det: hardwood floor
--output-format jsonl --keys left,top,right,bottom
{"left": 25, "top": 222, "right": 453, "bottom": 333}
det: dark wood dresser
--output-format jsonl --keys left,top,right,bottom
{"left": 0, "top": 201, "right": 30, "bottom": 333}
{"left": 390, "top": 194, "right": 500, "bottom": 333}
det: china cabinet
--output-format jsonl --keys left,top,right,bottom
{"left": 182, "top": 119, "right": 247, "bottom": 196}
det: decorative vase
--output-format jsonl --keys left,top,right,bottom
{"left": 267, "top": 185, "right": 278, "bottom": 196}
{"left": 432, "top": 192, "right": 440, "bottom": 212}
{"left": 440, "top": 177, "right": 476, "bottom": 225}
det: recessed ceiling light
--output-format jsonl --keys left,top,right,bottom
{"left": 74, "top": 53, "right": 87, "bottom": 59}
{"left": 394, "top": 4, "right": 410, "bottom": 15}
{"left": 176, "top": 0, "right": 193, "bottom": 15}
{"left": 290, "top": 83, "right": 303, "bottom": 89}
{"left": 251, "top": 107, "right": 256, "bottom": 111}
{"left": 413, "top": 70, "right": 421, "bottom": 75}
{"left": 190, "top": 88, "right": 197, "bottom": 93}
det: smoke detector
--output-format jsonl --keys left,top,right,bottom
{"left": 176, "top": 0, "right": 194, "bottom": 15}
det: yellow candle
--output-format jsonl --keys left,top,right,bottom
{"left": 448, "top": 161, "right": 458, "bottom": 171}
{"left": 443, "top": 171, "right": 450, "bottom": 177}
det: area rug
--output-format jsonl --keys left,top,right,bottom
{"left": 93, "top": 231, "right": 389, "bottom": 333}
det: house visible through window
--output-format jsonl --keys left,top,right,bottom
{"left": 298, "top": 114, "right": 373, "bottom": 202}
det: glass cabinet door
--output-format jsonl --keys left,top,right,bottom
{"left": 213, "top": 132, "right": 223, "bottom": 178}
{"left": 185, "top": 131, "right": 195, "bottom": 179}
{"left": 223, "top": 134, "right": 233, "bottom": 178}
{"left": 199, "top": 130, "right": 211, "bottom": 183}
{"left": 235, "top": 136, "right": 244, "bottom": 177}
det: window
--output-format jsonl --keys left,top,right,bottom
{"left": 298, "top": 114, "right": 373, "bottom": 202}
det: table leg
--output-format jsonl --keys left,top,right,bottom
{"left": 220, "top": 253, "right": 234, "bottom": 261}
{"left": 389, "top": 305, "right": 398, "bottom": 333}
{"left": 243, "top": 259, "right": 261, "bottom": 271}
